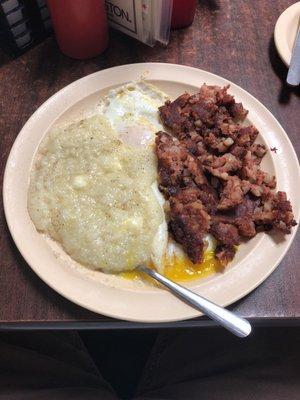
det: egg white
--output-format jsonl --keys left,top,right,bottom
{"left": 97, "top": 81, "right": 169, "bottom": 147}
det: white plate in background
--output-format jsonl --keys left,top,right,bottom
{"left": 274, "top": 2, "right": 300, "bottom": 66}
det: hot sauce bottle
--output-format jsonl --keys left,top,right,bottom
{"left": 47, "top": 0, "right": 109, "bottom": 59}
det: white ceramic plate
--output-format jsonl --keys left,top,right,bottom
{"left": 274, "top": 2, "right": 300, "bottom": 66}
{"left": 3, "top": 63, "right": 300, "bottom": 322}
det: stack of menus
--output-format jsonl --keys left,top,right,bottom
{"left": 105, "top": 0, "right": 173, "bottom": 46}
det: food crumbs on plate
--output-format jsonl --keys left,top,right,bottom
{"left": 120, "top": 250, "right": 222, "bottom": 283}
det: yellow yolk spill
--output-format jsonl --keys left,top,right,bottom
{"left": 120, "top": 250, "right": 223, "bottom": 283}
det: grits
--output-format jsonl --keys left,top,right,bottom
{"left": 28, "top": 115, "right": 165, "bottom": 273}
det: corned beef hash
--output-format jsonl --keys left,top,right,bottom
{"left": 155, "top": 84, "right": 296, "bottom": 267}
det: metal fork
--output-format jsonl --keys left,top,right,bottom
{"left": 137, "top": 265, "right": 252, "bottom": 338}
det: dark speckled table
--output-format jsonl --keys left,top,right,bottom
{"left": 0, "top": 0, "right": 299, "bottom": 330}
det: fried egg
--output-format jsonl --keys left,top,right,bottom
{"left": 97, "top": 81, "right": 217, "bottom": 278}
{"left": 97, "top": 81, "right": 170, "bottom": 273}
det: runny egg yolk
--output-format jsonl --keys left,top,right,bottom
{"left": 120, "top": 250, "right": 222, "bottom": 283}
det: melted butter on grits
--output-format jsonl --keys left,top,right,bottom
{"left": 28, "top": 115, "right": 166, "bottom": 273}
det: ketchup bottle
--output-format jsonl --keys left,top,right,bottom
{"left": 47, "top": 0, "right": 109, "bottom": 59}
{"left": 171, "top": 0, "right": 197, "bottom": 29}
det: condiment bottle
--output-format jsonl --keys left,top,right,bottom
{"left": 47, "top": 0, "right": 108, "bottom": 59}
{"left": 171, "top": 0, "right": 197, "bottom": 29}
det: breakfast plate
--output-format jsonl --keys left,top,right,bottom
{"left": 3, "top": 63, "right": 300, "bottom": 322}
{"left": 274, "top": 2, "right": 300, "bottom": 66}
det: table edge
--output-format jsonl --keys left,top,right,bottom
{"left": 1, "top": 318, "right": 300, "bottom": 331}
